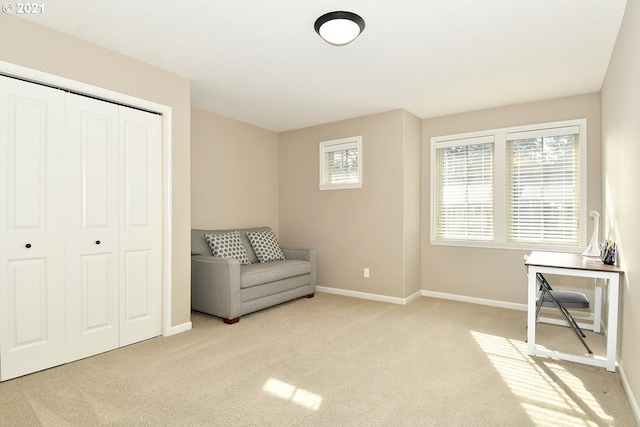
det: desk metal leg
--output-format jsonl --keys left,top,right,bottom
{"left": 593, "top": 278, "right": 603, "bottom": 333}
{"left": 606, "top": 274, "right": 619, "bottom": 372}
{"left": 527, "top": 266, "right": 538, "bottom": 356}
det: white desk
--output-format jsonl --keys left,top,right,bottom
{"left": 525, "top": 251, "right": 623, "bottom": 372}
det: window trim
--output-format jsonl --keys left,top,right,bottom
{"left": 319, "top": 136, "right": 363, "bottom": 191}
{"left": 430, "top": 119, "right": 587, "bottom": 251}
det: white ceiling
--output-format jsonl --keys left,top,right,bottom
{"left": 21, "top": 0, "right": 627, "bottom": 132}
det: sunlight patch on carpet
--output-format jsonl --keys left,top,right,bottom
{"left": 471, "top": 331, "right": 613, "bottom": 427}
{"left": 262, "top": 378, "right": 322, "bottom": 411}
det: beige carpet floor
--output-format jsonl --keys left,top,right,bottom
{"left": 0, "top": 293, "right": 636, "bottom": 426}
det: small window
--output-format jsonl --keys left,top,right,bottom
{"left": 319, "top": 136, "right": 362, "bottom": 190}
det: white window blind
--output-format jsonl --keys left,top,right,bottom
{"left": 326, "top": 142, "right": 358, "bottom": 183}
{"left": 435, "top": 137, "right": 494, "bottom": 240}
{"left": 319, "top": 136, "right": 362, "bottom": 190}
{"left": 506, "top": 127, "right": 580, "bottom": 245}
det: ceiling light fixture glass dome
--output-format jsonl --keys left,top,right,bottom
{"left": 314, "top": 11, "right": 365, "bottom": 46}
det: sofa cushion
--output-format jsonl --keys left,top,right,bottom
{"left": 205, "top": 231, "right": 251, "bottom": 265}
{"left": 241, "top": 275, "right": 311, "bottom": 303}
{"left": 246, "top": 230, "right": 286, "bottom": 263}
{"left": 235, "top": 227, "right": 272, "bottom": 264}
{"left": 240, "top": 260, "right": 311, "bottom": 288}
{"left": 193, "top": 227, "right": 273, "bottom": 263}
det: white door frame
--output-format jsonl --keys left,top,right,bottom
{"left": 0, "top": 60, "right": 175, "bottom": 337}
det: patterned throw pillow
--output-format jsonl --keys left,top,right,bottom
{"left": 246, "top": 230, "right": 286, "bottom": 263}
{"left": 205, "top": 231, "right": 251, "bottom": 265}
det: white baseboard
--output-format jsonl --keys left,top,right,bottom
{"left": 317, "top": 287, "right": 522, "bottom": 310}
{"left": 422, "top": 290, "right": 526, "bottom": 311}
{"left": 420, "top": 291, "right": 610, "bottom": 336}
{"left": 319, "top": 288, "right": 610, "bottom": 328}
{"left": 163, "top": 321, "right": 192, "bottom": 336}
{"left": 405, "top": 290, "right": 423, "bottom": 304}
{"left": 619, "top": 364, "right": 640, "bottom": 425}
{"left": 316, "top": 286, "right": 421, "bottom": 305}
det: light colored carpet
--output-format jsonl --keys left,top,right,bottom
{"left": 0, "top": 293, "right": 635, "bottom": 426}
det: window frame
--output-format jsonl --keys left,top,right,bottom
{"left": 430, "top": 119, "right": 587, "bottom": 251}
{"left": 319, "top": 136, "right": 363, "bottom": 191}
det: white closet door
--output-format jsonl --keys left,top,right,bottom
{"left": 118, "top": 106, "right": 162, "bottom": 346}
{"left": 65, "top": 94, "right": 120, "bottom": 362}
{"left": 0, "top": 76, "right": 66, "bottom": 381}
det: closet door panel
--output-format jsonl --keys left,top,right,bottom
{"left": 65, "top": 94, "right": 119, "bottom": 363}
{"left": 82, "top": 254, "right": 113, "bottom": 328}
{"left": 119, "top": 107, "right": 162, "bottom": 346}
{"left": 7, "top": 259, "right": 48, "bottom": 344}
{"left": 124, "top": 249, "right": 151, "bottom": 318}
{"left": 0, "top": 76, "right": 66, "bottom": 381}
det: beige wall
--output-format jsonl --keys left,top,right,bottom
{"left": 601, "top": 0, "right": 640, "bottom": 414}
{"left": 421, "top": 93, "right": 602, "bottom": 304}
{"left": 279, "top": 109, "right": 421, "bottom": 299}
{"left": 191, "top": 107, "right": 279, "bottom": 232}
{"left": 403, "top": 111, "right": 423, "bottom": 297}
{"left": 0, "top": 14, "right": 192, "bottom": 327}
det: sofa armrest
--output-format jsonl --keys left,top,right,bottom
{"left": 281, "top": 248, "right": 316, "bottom": 292}
{"left": 191, "top": 255, "right": 242, "bottom": 320}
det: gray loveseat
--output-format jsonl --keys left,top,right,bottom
{"left": 191, "top": 227, "right": 316, "bottom": 324}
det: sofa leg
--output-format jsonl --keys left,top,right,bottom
{"left": 307, "top": 293, "right": 315, "bottom": 298}
{"left": 223, "top": 317, "right": 240, "bottom": 324}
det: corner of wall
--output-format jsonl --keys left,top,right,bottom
{"left": 402, "top": 110, "right": 422, "bottom": 297}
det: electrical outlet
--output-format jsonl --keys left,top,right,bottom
{"left": 364, "top": 268, "right": 370, "bottom": 278}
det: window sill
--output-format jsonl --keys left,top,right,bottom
{"left": 429, "top": 239, "right": 585, "bottom": 253}
{"left": 319, "top": 183, "right": 362, "bottom": 191}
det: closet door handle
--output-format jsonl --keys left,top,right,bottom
{"left": 96, "top": 240, "right": 101, "bottom": 245}
{"left": 25, "top": 243, "right": 32, "bottom": 249}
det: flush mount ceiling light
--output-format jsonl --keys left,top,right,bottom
{"left": 314, "top": 11, "right": 365, "bottom": 46}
